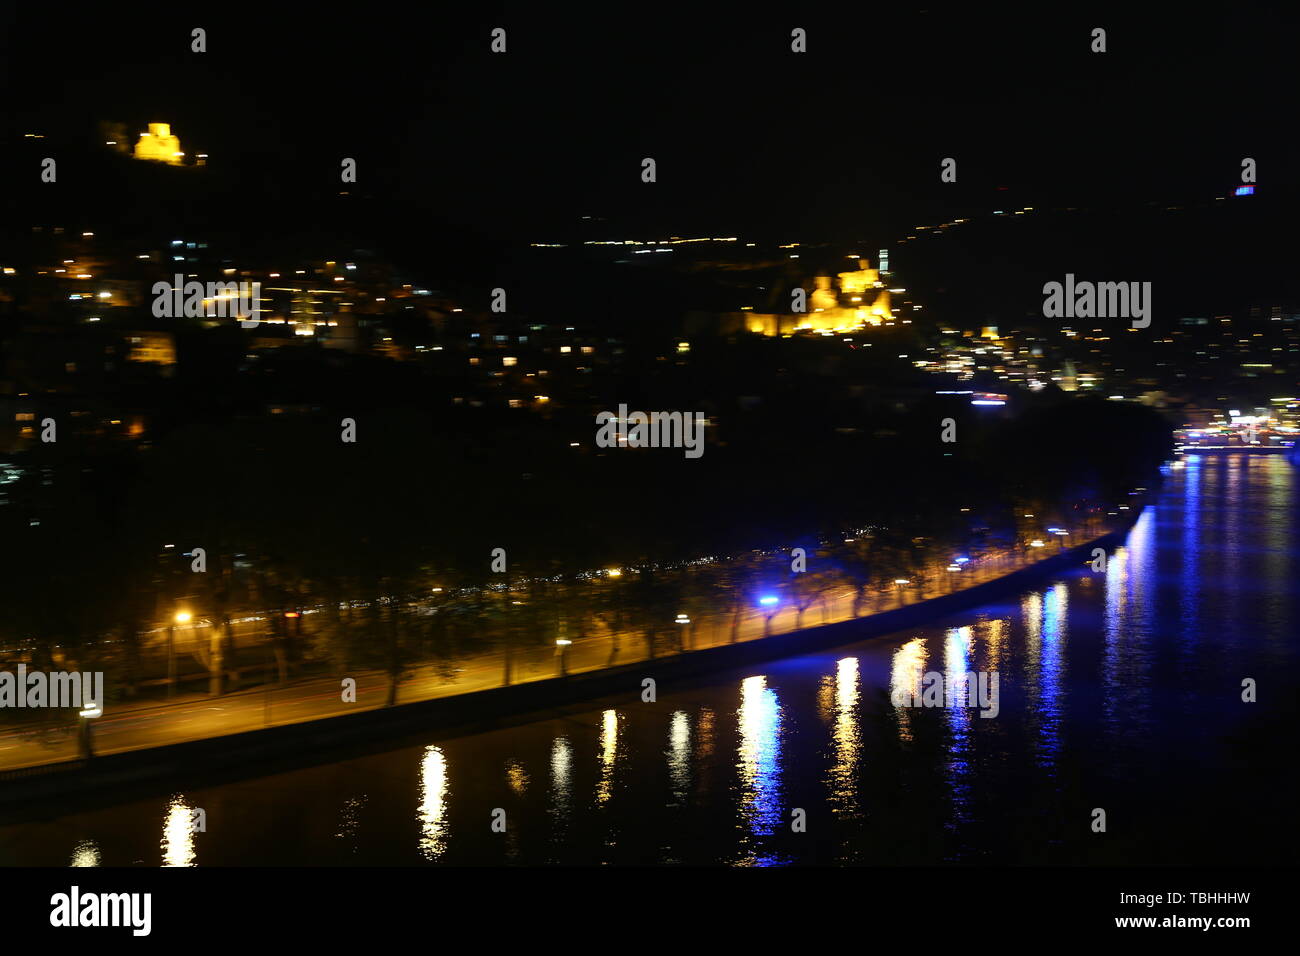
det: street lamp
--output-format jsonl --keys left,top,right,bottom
{"left": 78, "top": 700, "right": 100, "bottom": 759}
{"left": 168, "top": 609, "right": 191, "bottom": 698}
{"left": 555, "top": 638, "right": 572, "bottom": 676}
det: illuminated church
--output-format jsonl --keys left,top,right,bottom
{"left": 134, "top": 123, "right": 184, "bottom": 165}
{"left": 744, "top": 259, "right": 893, "bottom": 336}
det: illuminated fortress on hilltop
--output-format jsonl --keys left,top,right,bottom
{"left": 134, "top": 123, "right": 184, "bottom": 165}
{"left": 744, "top": 259, "right": 894, "bottom": 336}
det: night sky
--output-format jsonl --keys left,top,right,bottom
{"left": 4, "top": 4, "right": 1298, "bottom": 242}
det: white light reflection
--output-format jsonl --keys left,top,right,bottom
{"left": 668, "top": 710, "right": 691, "bottom": 805}
{"left": 736, "top": 675, "right": 784, "bottom": 865}
{"left": 161, "top": 795, "right": 197, "bottom": 867}
{"left": 549, "top": 736, "right": 572, "bottom": 828}
{"left": 70, "top": 839, "right": 101, "bottom": 867}
{"left": 417, "top": 744, "right": 450, "bottom": 861}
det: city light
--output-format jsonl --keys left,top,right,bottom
{"left": 2, "top": 12, "right": 1292, "bottom": 889}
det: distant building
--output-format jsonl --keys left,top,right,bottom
{"left": 125, "top": 331, "right": 176, "bottom": 365}
{"left": 745, "top": 259, "right": 894, "bottom": 335}
{"left": 134, "top": 123, "right": 184, "bottom": 165}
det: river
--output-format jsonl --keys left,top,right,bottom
{"left": 2, "top": 453, "right": 1297, "bottom": 866}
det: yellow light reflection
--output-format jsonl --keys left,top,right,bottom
{"left": 816, "top": 674, "right": 835, "bottom": 723}
{"left": 827, "top": 657, "right": 861, "bottom": 816}
{"left": 697, "top": 706, "right": 715, "bottom": 759}
{"left": 506, "top": 759, "right": 529, "bottom": 795}
{"left": 334, "top": 795, "right": 366, "bottom": 848}
{"left": 983, "top": 617, "right": 1008, "bottom": 671}
{"left": 889, "top": 637, "right": 927, "bottom": 742}
{"left": 595, "top": 709, "right": 619, "bottom": 805}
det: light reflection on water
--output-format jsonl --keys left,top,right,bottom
{"left": 667, "top": 711, "right": 691, "bottom": 807}
{"left": 889, "top": 637, "right": 926, "bottom": 743}
{"left": 735, "top": 675, "right": 785, "bottom": 866}
{"left": 416, "top": 745, "right": 449, "bottom": 861}
{"left": 1037, "top": 583, "right": 1068, "bottom": 773}
{"left": 3, "top": 456, "right": 1298, "bottom": 866}
{"left": 595, "top": 709, "right": 618, "bottom": 806}
{"left": 69, "top": 839, "right": 100, "bottom": 868}
{"left": 825, "top": 657, "right": 862, "bottom": 822}
{"left": 161, "top": 795, "right": 197, "bottom": 867}
{"left": 548, "top": 735, "right": 572, "bottom": 842}
{"left": 943, "top": 626, "right": 974, "bottom": 849}
{"left": 1103, "top": 510, "right": 1156, "bottom": 743}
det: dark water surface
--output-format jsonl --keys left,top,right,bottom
{"left": 3, "top": 454, "right": 1297, "bottom": 866}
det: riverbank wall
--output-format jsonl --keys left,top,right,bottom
{"left": 0, "top": 504, "right": 1149, "bottom": 817}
